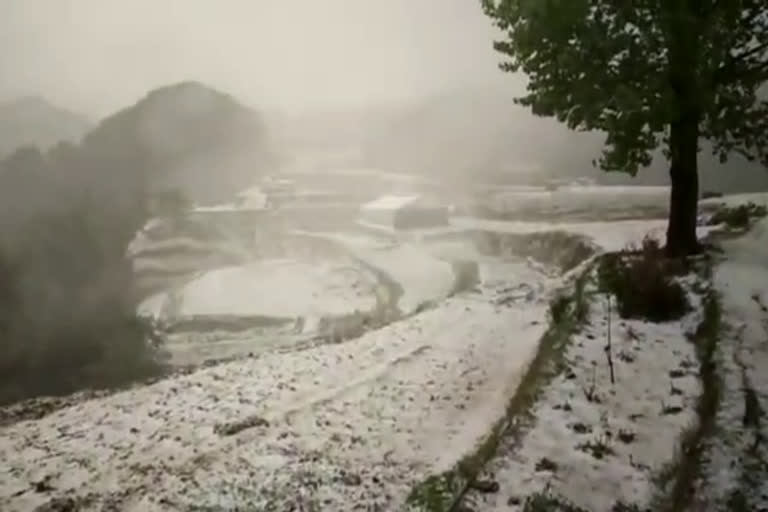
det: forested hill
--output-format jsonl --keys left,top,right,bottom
{"left": 82, "top": 81, "right": 275, "bottom": 205}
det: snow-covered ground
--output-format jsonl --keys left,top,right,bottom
{"left": 0, "top": 282, "right": 552, "bottom": 511}
{"left": 479, "top": 185, "right": 671, "bottom": 221}
{"left": 467, "top": 285, "right": 704, "bottom": 511}
{"left": 3, "top": 187, "right": 765, "bottom": 511}
{"left": 352, "top": 243, "right": 457, "bottom": 314}
{"left": 158, "top": 259, "right": 378, "bottom": 319}
{"left": 462, "top": 193, "right": 768, "bottom": 511}
{"left": 688, "top": 214, "right": 768, "bottom": 510}
{"left": 450, "top": 217, "right": 717, "bottom": 253}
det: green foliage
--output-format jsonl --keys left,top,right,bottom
{"left": 481, "top": 0, "right": 768, "bottom": 173}
{"left": 598, "top": 237, "right": 689, "bottom": 322}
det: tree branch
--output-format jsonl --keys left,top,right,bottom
{"left": 714, "top": 43, "right": 768, "bottom": 85}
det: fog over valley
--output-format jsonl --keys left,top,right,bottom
{"left": 1, "top": 2, "right": 768, "bottom": 511}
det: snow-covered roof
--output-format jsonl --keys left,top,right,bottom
{"left": 192, "top": 204, "right": 239, "bottom": 213}
{"left": 361, "top": 194, "right": 421, "bottom": 211}
{"left": 192, "top": 201, "right": 267, "bottom": 213}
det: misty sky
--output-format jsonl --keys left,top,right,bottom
{"left": 1, "top": 0, "right": 522, "bottom": 117}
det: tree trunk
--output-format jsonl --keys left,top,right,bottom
{"left": 666, "top": 113, "right": 701, "bottom": 257}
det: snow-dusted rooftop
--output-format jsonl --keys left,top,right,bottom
{"left": 360, "top": 194, "right": 422, "bottom": 211}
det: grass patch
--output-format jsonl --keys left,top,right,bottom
{"left": 405, "top": 270, "right": 592, "bottom": 512}
{"left": 519, "top": 489, "right": 645, "bottom": 512}
{"left": 521, "top": 489, "right": 590, "bottom": 512}
{"left": 597, "top": 237, "right": 689, "bottom": 322}
{"left": 652, "top": 290, "right": 722, "bottom": 511}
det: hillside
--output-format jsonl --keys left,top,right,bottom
{"left": 0, "top": 96, "right": 91, "bottom": 158}
{"left": 0, "top": 81, "right": 276, "bottom": 404}
{"left": 82, "top": 81, "right": 275, "bottom": 205}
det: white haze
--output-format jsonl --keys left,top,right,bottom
{"left": 0, "top": 0, "right": 524, "bottom": 116}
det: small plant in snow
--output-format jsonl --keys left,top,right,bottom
{"left": 625, "top": 325, "right": 641, "bottom": 341}
{"left": 522, "top": 488, "right": 589, "bottom": 512}
{"left": 618, "top": 350, "right": 636, "bottom": 363}
{"left": 668, "top": 368, "right": 686, "bottom": 379}
{"left": 617, "top": 429, "right": 636, "bottom": 444}
{"left": 569, "top": 422, "right": 593, "bottom": 435}
{"left": 611, "top": 502, "right": 648, "bottom": 512}
{"left": 582, "top": 367, "right": 602, "bottom": 403}
{"left": 577, "top": 436, "right": 615, "bottom": 460}
{"left": 535, "top": 457, "right": 559, "bottom": 472}
{"left": 660, "top": 400, "right": 684, "bottom": 416}
{"left": 549, "top": 294, "right": 572, "bottom": 324}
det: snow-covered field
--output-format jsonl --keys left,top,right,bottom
{"left": 2, "top": 187, "right": 766, "bottom": 511}
{"left": 479, "top": 185, "right": 671, "bottom": 221}
{"left": 351, "top": 243, "right": 457, "bottom": 314}
{"left": 0, "top": 283, "right": 552, "bottom": 511}
{"left": 688, "top": 215, "right": 768, "bottom": 510}
{"left": 146, "top": 259, "right": 379, "bottom": 320}
{"left": 450, "top": 217, "right": 717, "bottom": 253}
{"left": 467, "top": 283, "right": 704, "bottom": 511}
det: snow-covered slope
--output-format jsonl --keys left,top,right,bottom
{"left": 0, "top": 285, "right": 552, "bottom": 511}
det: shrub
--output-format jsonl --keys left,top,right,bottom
{"left": 549, "top": 294, "right": 572, "bottom": 325}
{"left": 598, "top": 237, "right": 689, "bottom": 322}
{"left": 708, "top": 202, "right": 767, "bottom": 229}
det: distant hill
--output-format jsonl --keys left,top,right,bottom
{"left": 360, "top": 88, "right": 768, "bottom": 194}
{"left": 0, "top": 81, "right": 277, "bottom": 236}
{"left": 82, "top": 81, "right": 275, "bottom": 204}
{"left": 0, "top": 82, "right": 277, "bottom": 400}
{"left": 0, "top": 96, "right": 91, "bottom": 158}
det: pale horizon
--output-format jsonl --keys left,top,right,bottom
{"left": 0, "top": 0, "right": 524, "bottom": 117}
